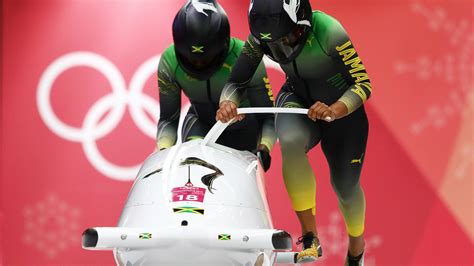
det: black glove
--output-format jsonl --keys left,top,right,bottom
{"left": 256, "top": 149, "right": 271, "bottom": 172}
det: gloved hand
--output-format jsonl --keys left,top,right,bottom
{"left": 254, "top": 145, "right": 271, "bottom": 172}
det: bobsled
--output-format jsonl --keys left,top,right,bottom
{"left": 82, "top": 108, "right": 310, "bottom": 266}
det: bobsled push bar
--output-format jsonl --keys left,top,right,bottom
{"left": 202, "top": 107, "right": 309, "bottom": 146}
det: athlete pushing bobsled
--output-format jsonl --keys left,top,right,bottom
{"left": 83, "top": 0, "right": 372, "bottom": 265}
{"left": 156, "top": 0, "right": 275, "bottom": 172}
{"left": 216, "top": 0, "right": 372, "bottom": 265}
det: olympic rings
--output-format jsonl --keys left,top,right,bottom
{"left": 36, "top": 52, "right": 280, "bottom": 181}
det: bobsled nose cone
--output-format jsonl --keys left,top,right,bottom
{"left": 82, "top": 228, "right": 98, "bottom": 248}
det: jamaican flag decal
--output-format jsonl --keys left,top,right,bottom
{"left": 139, "top": 233, "right": 152, "bottom": 239}
{"left": 218, "top": 234, "right": 231, "bottom": 240}
{"left": 173, "top": 206, "right": 204, "bottom": 215}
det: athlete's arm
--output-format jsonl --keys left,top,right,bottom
{"left": 246, "top": 65, "right": 276, "bottom": 171}
{"left": 217, "top": 36, "right": 265, "bottom": 122}
{"left": 156, "top": 56, "right": 181, "bottom": 150}
{"left": 246, "top": 62, "right": 277, "bottom": 153}
{"left": 319, "top": 16, "right": 372, "bottom": 120}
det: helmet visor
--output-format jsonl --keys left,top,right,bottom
{"left": 176, "top": 47, "right": 226, "bottom": 80}
{"left": 186, "top": 54, "right": 219, "bottom": 70}
{"left": 264, "top": 26, "right": 307, "bottom": 63}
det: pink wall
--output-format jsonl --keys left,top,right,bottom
{"left": 2, "top": 0, "right": 472, "bottom": 265}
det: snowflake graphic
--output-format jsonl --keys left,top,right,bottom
{"left": 23, "top": 194, "right": 81, "bottom": 259}
{"left": 394, "top": 1, "right": 473, "bottom": 135}
{"left": 288, "top": 211, "right": 382, "bottom": 265}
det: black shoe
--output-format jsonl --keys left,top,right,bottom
{"left": 345, "top": 251, "right": 364, "bottom": 266}
{"left": 295, "top": 232, "right": 323, "bottom": 263}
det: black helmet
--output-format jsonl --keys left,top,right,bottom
{"left": 173, "top": 0, "right": 230, "bottom": 80}
{"left": 248, "top": 0, "right": 312, "bottom": 64}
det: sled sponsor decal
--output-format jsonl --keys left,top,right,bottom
{"left": 173, "top": 206, "right": 205, "bottom": 215}
{"left": 171, "top": 157, "right": 223, "bottom": 202}
{"left": 139, "top": 233, "right": 152, "bottom": 239}
{"left": 218, "top": 234, "right": 231, "bottom": 240}
{"left": 172, "top": 183, "right": 206, "bottom": 202}
{"left": 180, "top": 157, "right": 223, "bottom": 193}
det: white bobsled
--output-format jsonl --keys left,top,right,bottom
{"left": 82, "top": 108, "right": 310, "bottom": 266}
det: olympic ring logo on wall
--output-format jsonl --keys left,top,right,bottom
{"left": 37, "top": 52, "right": 178, "bottom": 181}
{"left": 36, "top": 52, "right": 281, "bottom": 181}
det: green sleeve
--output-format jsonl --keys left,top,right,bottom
{"left": 318, "top": 13, "right": 372, "bottom": 113}
{"left": 157, "top": 47, "right": 181, "bottom": 150}
{"left": 220, "top": 35, "right": 264, "bottom": 106}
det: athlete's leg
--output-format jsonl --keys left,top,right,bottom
{"left": 321, "top": 106, "right": 368, "bottom": 257}
{"left": 275, "top": 87, "right": 322, "bottom": 234}
{"left": 181, "top": 107, "right": 211, "bottom": 142}
{"left": 276, "top": 88, "right": 323, "bottom": 262}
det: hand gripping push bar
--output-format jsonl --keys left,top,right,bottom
{"left": 202, "top": 107, "right": 310, "bottom": 146}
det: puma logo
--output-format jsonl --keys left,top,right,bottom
{"left": 351, "top": 153, "right": 364, "bottom": 164}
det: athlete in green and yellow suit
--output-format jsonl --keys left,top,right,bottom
{"left": 157, "top": 0, "right": 276, "bottom": 170}
{"left": 217, "top": 1, "right": 371, "bottom": 264}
